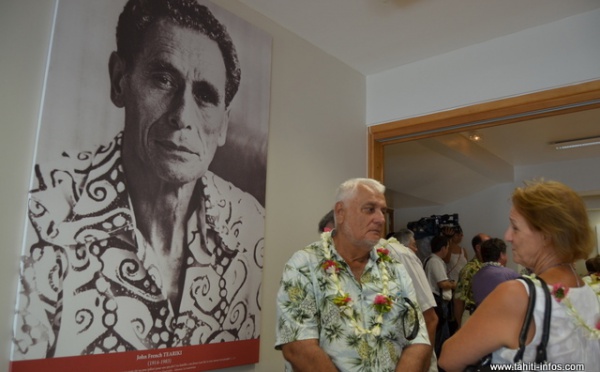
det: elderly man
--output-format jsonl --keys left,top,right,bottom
{"left": 276, "top": 178, "right": 430, "bottom": 372}
{"left": 13, "top": 0, "right": 263, "bottom": 359}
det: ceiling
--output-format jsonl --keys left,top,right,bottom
{"left": 239, "top": 0, "right": 600, "bottom": 75}
{"left": 384, "top": 108, "right": 600, "bottom": 208}
{"left": 238, "top": 0, "right": 600, "bottom": 207}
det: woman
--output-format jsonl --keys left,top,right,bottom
{"left": 443, "top": 225, "right": 467, "bottom": 335}
{"left": 439, "top": 180, "right": 600, "bottom": 371}
{"left": 444, "top": 225, "right": 468, "bottom": 283}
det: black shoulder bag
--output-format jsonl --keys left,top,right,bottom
{"left": 464, "top": 276, "right": 551, "bottom": 372}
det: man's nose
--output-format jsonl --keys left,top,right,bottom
{"left": 374, "top": 209, "right": 386, "bottom": 224}
{"left": 168, "top": 88, "right": 196, "bottom": 130}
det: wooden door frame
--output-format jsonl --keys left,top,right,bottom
{"left": 368, "top": 80, "right": 600, "bottom": 182}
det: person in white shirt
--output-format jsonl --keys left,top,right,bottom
{"left": 424, "top": 235, "right": 456, "bottom": 358}
{"left": 387, "top": 228, "right": 439, "bottom": 372}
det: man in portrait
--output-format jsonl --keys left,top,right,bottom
{"left": 12, "top": 0, "right": 266, "bottom": 360}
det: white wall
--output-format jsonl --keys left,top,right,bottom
{"left": 367, "top": 8, "right": 600, "bottom": 125}
{"left": 0, "top": 0, "right": 56, "bottom": 367}
{"left": 0, "top": 0, "right": 367, "bottom": 370}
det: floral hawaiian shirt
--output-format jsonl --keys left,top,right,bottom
{"left": 455, "top": 258, "right": 483, "bottom": 308}
{"left": 275, "top": 233, "right": 429, "bottom": 372}
{"left": 12, "top": 132, "right": 265, "bottom": 360}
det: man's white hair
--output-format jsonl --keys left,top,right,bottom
{"left": 394, "top": 228, "right": 415, "bottom": 247}
{"left": 334, "top": 178, "right": 385, "bottom": 204}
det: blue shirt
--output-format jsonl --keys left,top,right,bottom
{"left": 471, "top": 263, "right": 519, "bottom": 306}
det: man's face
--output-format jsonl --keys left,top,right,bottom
{"left": 475, "top": 234, "right": 491, "bottom": 260}
{"left": 337, "top": 185, "right": 387, "bottom": 249}
{"left": 441, "top": 243, "right": 451, "bottom": 262}
{"left": 111, "top": 20, "right": 229, "bottom": 184}
{"left": 408, "top": 237, "right": 418, "bottom": 253}
{"left": 499, "top": 251, "right": 508, "bottom": 266}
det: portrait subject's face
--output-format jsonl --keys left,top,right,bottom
{"left": 112, "top": 19, "right": 229, "bottom": 185}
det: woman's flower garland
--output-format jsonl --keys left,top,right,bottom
{"left": 320, "top": 231, "right": 393, "bottom": 337}
{"left": 534, "top": 275, "right": 600, "bottom": 339}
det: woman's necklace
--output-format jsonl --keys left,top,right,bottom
{"left": 537, "top": 261, "right": 571, "bottom": 276}
{"left": 320, "top": 231, "right": 393, "bottom": 337}
{"left": 538, "top": 262, "right": 582, "bottom": 286}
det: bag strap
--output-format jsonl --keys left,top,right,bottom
{"left": 535, "top": 277, "right": 552, "bottom": 363}
{"left": 423, "top": 256, "right": 432, "bottom": 270}
{"left": 514, "top": 276, "right": 536, "bottom": 362}
{"left": 513, "top": 276, "right": 552, "bottom": 363}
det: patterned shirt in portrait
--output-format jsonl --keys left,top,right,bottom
{"left": 455, "top": 258, "right": 483, "bottom": 308}
{"left": 275, "top": 233, "right": 429, "bottom": 372}
{"left": 12, "top": 132, "right": 264, "bottom": 360}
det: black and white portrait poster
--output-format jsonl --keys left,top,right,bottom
{"left": 10, "top": 0, "right": 271, "bottom": 371}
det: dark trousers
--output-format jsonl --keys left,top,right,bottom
{"left": 432, "top": 294, "right": 450, "bottom": 358}
{"left": 447, "top": 299, "right": 458, "bottom": 335}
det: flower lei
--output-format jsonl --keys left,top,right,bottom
{"left": 320, "top": 231, "right": 393, "bottom": 337}
{"left": 534, "top": 274, "right": 600, "bottom": 339}
{"left": 481, "top": 261, "right": 503, "bottom": 268}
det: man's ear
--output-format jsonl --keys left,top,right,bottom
{"left": 109, "top": 52, "right": 126, "bottom": 108}
{"left": 217, "top": 109, "right": 230, "bottom": 147}
{"left": 334, "top": 201, "right": 345, "bottom": 225}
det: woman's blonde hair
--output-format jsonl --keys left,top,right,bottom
{"left": 512, "top": 179, "right": 593, "bottom": 262}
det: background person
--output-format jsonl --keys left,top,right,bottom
{"left": 388, "top": 228, "right": 439, "bottom": 372}
{"left": 443, "top": 226, "right": 467, "bottom": 283}
{"left": 583, "top": 255, "right": 600, "bottom": 293}
{"left": 585, "top": 255, "right": 600, "bottom": 275}
{"left": 276, "top": 178, "right": 430, "bottom": 372}
{"left": 12, "top": 0, "right": 264, "bottom": 359}
{"left": 442, "top": 225, "right": 466, "bottom": 335}
{"left": 453, "top": 233, "right": 490, "bottom": 328}
{"left": 424, "top": 235, "right": 456, "bottom": 358}
{"left": 471, "top": 238, "right": 519, "bottom": 307}
{"left": 318, "top": 209, "right": 335, "bottom": 233}
{"left": 439, "top": 180, "right": 600, "bottom": 371}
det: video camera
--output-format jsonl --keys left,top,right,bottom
{"left": 407, "top": 213, "right": 459, "bottom": 240}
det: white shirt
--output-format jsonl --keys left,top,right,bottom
{"left": 386, "top": 241, "right": 436, "bottom": 311}
{"left": 492, "top": 280, "right": 600, "bottom": 370}
{"left": 386, "top": 240, "right": 440, "bottom": 372}
{"left": 424, "top": 254, "right": 449, "bottom": 297}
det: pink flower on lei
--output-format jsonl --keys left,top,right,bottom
{"left": 373, "top": 294, "right": 393, "bottom": 313}
{"left": 551, "top": 283, "right": 569, "bottom": 302}
{"left": 322, "top": 260, "right": 342, "bottom": 275}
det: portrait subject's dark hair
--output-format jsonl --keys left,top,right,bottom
{"left": 116, "top": 0, "right": 241, "bottom": 107}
